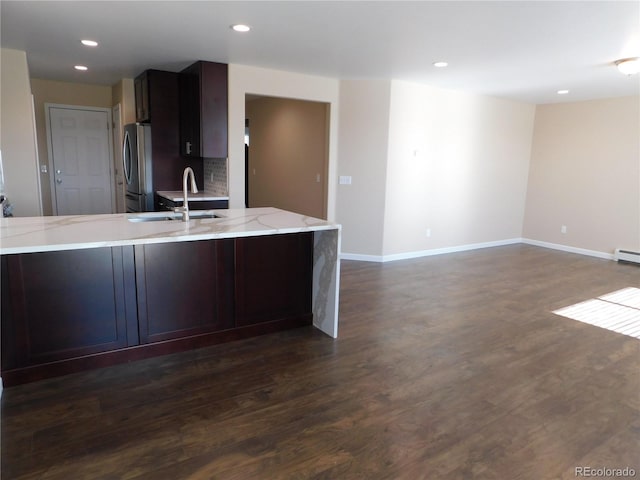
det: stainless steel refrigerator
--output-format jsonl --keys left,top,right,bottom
{"left": 123, "top": 123, "right": 154, "bottom": 212}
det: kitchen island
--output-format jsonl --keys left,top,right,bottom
{"left": 0, "top": 208, "right": 341, "bottom": 386}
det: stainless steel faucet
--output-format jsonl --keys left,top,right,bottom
{"left": 175, "top": 167, "right": 198, "bottom": 222}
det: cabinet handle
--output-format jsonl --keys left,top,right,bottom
{"left": 186, "top": 141, "right": 192, "bottom": 155}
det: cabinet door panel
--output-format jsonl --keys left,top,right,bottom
{"left": 135, "top": 239, "right": 234, "bottom": 343}
{"left": 179, "top": 64, "right": 199, "bottom": 157}
{"left": 179, "top": 61, "right": 228, "bottom": 159}
{"left": 235, "top": 233, "right": 313, "bottom": 327}
{"left": 134, "top": 71, "right": 149, "bottom": 122}
{"left": 200, "top": 62, "right": 228, "bottom": 159}
{"left": 1, "top": 247, "right": 132, "bottom": 369}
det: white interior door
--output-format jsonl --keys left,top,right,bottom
{"left": 48, "top": 106, "right": 114, "bottom": 215}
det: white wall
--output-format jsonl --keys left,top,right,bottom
{"left": 0, "top": 48, "right": 42, "bottom": 216}
{"left": 382, "top": 81, "right": 536, "bottom": 257}
{"left": 227, "top": 64, "right": 340, "bottom": 220}
{"left": 336, "top": 79, "right": 391, "bottom": 256}
{"left": 337, "top": 78, "right": 536, "bottom": 259}
{"left": 523, "top": 96, "right": 640, "bottom": 255}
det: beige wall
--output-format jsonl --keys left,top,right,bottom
{"left": 246, "top": 96, "right": 328, "bottom": 219}
{"left": 30, "top": 78, "right": 113, "bottom": 215}
{"left": 112, "top": 78, "right": 135, "bottom": 125}
{"left": 336, "top": 79, "right": 391, "bottom": 256}
{"left": 0, "top": 48, "right": 42, "bottom": 216}
{"left": 228, "top": 64, "right": 340, "bottom": 218}
{"left": 523, "top": 96, "right": 640, "bottom": 254}
{"left": 382, "top": 80, "right": 536, "bottom": 256}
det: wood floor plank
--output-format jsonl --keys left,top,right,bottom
{"left": 2, "top": 244, "right": 639, "bottom": 479}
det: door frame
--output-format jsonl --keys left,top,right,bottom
{"left": 112, "top": 103, "right": 125, "bottom": 213}
{"left": 44, "top": 103, "right": 116, "bottom": 216}
{"left": 245, "top": 95, "right": 330, "bottom": 219}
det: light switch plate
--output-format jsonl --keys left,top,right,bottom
{"left": 339, "top": 176, "right": 352, "bottom": 185}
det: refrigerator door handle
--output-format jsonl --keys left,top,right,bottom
{"left": 123, "top": 129, "right": 132, "bottom": 185}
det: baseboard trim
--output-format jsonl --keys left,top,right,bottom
{"left": 340, "top": 252, "right": 385, "bottom": 262}
{"left": 341, "top": 238, "right": 523, "bottom": 263}
{"left": 521, "top": 238, "right": 614, "bottom": 260}
{"left": 342, "top": 238, "right": 615, "bottom": 263}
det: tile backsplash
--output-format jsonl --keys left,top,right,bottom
{"left": 203, "top": 158, "right": 228, "bottom": 196}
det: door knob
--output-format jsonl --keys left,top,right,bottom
{"left": 56, "top": 169, "right": 62, "bottom": 175}
{"left": 56, "top": 178, "right": 62, "bottom": 184}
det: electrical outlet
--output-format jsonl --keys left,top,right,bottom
{"left": 561, "top": 225, "right": 567, "bottom": 234}
{"left": 339, "top": 176, "right": 352, "bottom": 185}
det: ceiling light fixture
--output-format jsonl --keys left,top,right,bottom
{"left": 74, "top": 65, "right": 88, "bottom": 71}
{"left": 557, "top": 89, "right": 570, "bottom": 95}
{"left": 433, "top": 61, "right": 448, "bottom": 68}
{"left": 615, "top": 58, "right": 640, "bottom": 76}
{"left": 81, "top": 39, "right": 98, "bottom": 47}
{"left": 231, "top": 24, "right": 250, "bottom": 32}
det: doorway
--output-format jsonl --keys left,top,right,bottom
{"left": 245, "top": 95, "right": 329, "bottom": 219}
{"left": 45, "top": 104, "right": 115, "bottom": 215}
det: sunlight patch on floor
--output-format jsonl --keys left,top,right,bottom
{"left": 553, "top": 287, "right": 640, "bottom": 340}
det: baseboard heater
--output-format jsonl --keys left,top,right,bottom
{"left": 615, "top": 249, "right": 640, "bottom": 265}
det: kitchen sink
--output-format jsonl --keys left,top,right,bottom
{"left": 127, "top": 212, "right": 220, "bottom": 222}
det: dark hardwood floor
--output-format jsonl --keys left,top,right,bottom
{"left": 2, "top": 244, "right": 639, "bottom": 479}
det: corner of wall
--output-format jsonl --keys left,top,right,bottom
{"left": 1, "top": 48, "right": 42, "bottom": 216}
{"left": 522, "top": 96, "right": 640, "bottom": 254}
{"left": 336, "top": 79, "right": 391, "bottom": 257}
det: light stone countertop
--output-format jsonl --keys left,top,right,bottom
{"left": 156, "top": 191, "right": 229, "bottom": 202}
{"left": 0, "top": 207, "right": 340, "bottom": 255}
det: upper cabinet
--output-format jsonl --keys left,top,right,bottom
{"left": 179, "top": 61, "right": 228, "bottom": 159}
{"left": 134, "top": 69, "right": 179, "bottom": 125}
{"left": 134, "top": 71, "right": 150, "bottom": 122}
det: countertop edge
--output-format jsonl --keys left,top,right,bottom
{"left": 0, "top": 225, "right": 340, "bottom": 255}
{"left": 0, "top": 208, "right": 341, "bottom": 255}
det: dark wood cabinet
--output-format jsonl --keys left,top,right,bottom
{"left": 134, "top": 71, "right": 150, "bottom": 122}
{"left": 1, "top": 233, "right": 313, "bottom": 386}
{"left": 134, "top": 69, "right": 202, "bottom": 199}
{"left": 134, "top": 240, "right": 235, "bottom": 343}
{"left": 1, "top": 247, "right": 138, "bottom": 370}
{"left": 179, "top": 61, "right": 228, "bottom": 159}
{"left": 135, "top": 69, "right": 179, "bottom": 125}
{"left": 235, "top": 233, "right": 314, "bottom": 327}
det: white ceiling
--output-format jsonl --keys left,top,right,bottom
{"left": 2, "top": 1, "right": 639, "bottom": 104}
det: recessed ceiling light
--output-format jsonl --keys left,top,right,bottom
{"left": 433, "top": 61, "right": 448, "bottom": 68}
{"left": 615, "top": 57, "right": 640, "bottom": 76}
{"left": 231, "top": 24, "right": 251, "bottom": 32}
{"left": 74, "top": 65, "right": 88, "bottom": 71}
{"left": 81, "top": 39, "right": 98, "bottom": 47}
{"left": 557, "top": 89, "right": 570, "bottom": 95}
